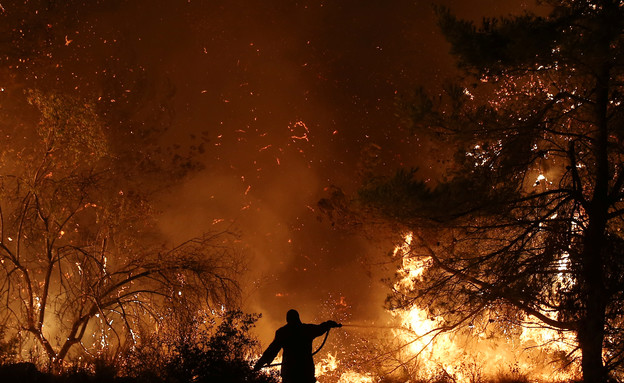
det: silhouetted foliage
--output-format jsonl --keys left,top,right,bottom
{"left": 0, "top": 362, "right": 51, "bottom": 383}
{"left": 0, "top": 312, "right": 278, "bottom": 383}
{"left": 124, "top": 310, "right": 279, "bottom": 383}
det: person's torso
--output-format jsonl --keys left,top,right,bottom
{"left": 277, "top": 324, "right": 319, "bottom": 378}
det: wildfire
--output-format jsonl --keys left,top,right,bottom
{"left": 316, "top": 352, "right": 375, "bottom": 383}
{"left": 316, "top": 352, "right": 339, "bottom": 375}
{"left": 312, "top": 232, "right": 579, "bottom": 383}
{"left": 388, "top": 232, "right": 579, "bottom": 383}
{"left": 337, "top": 371, "right": 374, "bottom": 383}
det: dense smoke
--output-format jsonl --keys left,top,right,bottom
{"left": 0, "top": 0, "right": 533, "bottom": 347}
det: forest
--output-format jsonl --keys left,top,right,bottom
{"left": 1, "top": 1, "right": 624, "bottom": 383}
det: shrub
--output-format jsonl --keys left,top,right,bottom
{"left": 125, "top": 310, "right": 278, "bottom": 383}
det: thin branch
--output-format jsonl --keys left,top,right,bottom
{"left": 413, "top": 232, "right": 577, "bottom": 331}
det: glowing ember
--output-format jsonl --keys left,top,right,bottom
{"left": 288, "top": 120, "right": 310, "bottom": 142}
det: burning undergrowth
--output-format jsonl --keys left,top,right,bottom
{"left": 300, "top": 233, "right": 581, "bottom": 383}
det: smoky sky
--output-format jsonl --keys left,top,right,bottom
{"left": 1, "top": 0, "right": 534, "bottom": 341}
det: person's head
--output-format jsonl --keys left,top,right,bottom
{"left": 286, "top": 309, "right": 302, "bottom": 325}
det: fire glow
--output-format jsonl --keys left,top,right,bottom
{"left": 312, "top": 233, "right": 580, "bottom": 383}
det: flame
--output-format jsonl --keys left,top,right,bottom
{"left": 258, "top": 232, "right": 579, "bottom": 382}
{"left": 387, "top": 232, "right": 579, "bottom": 382}
{"left": 316, "top": 353, "right": 375, "bottom": 383}
{"left": 337, "top": 371, "right": 374, "bottom": 383}
{"left": 316, "top": 352, "right": 339, "bottom": 375}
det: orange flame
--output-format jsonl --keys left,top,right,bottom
{"left": 387, "top": 232, "right": 579, "bottom": 382}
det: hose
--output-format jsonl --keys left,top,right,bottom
{"left": 312, "top": 328, "right": 331, "bottom": 357}
{"left": 263, "top": 325, "right": 340, "bottom": 368}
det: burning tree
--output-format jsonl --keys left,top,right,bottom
{"left": 0, "top": 90, "right": 240, "bottom": 368}
{"left": 329, "top": 1, "right": 624, "bottom": 382}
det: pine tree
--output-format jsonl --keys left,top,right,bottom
{"left": 355, "top": 1, "right": 624, "bottom": 382}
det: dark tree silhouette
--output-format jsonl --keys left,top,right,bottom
{"left": 329, "top": 1, "right": 624, "bottom": 382}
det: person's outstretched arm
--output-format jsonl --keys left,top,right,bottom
{"left": 310, "top": 320, "right": 342, "bottom": 338}
{"left": 253, "top": 332, "right": 282, "bottom": 371}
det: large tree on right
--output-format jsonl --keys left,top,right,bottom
{"left": 354, "top": 1, "right": 624, "bottom": 382}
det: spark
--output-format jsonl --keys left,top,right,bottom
{"left": 288, "top": 120, "right": 310, "bottom": 141}
{"left": 535, "top": 174, "right": 548, "bottom": 186}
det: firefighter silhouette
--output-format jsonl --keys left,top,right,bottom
{"left": 254, "top": 309, "right": 341, "bottom": 383}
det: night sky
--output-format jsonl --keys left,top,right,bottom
{"left": 1, "top": 0, "right": 535, "bottom": 342}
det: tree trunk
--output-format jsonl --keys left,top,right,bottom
{"left": 577, "top": 40, "right": 612, "bottom": 382}
{"left": 579, "top": 203, "right": 609, "bottom": 382}
{"left": 578, "top": 208, "right": 608, "bottom": 383}
{"left": 578, "top": 298, "right": 607, "bottom": 383}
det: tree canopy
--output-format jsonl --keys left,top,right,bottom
{"left": 0, "top": 88, "right": 241, "bottom": 368}
{"left": 0, "top": 1, "right": 239, "bottom": 367}
{"left": 331, "top": 1, "right": 624, "bottom": 382}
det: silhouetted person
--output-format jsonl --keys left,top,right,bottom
{"left": 254, "top": 309, "right": 341, "bottom": 383}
